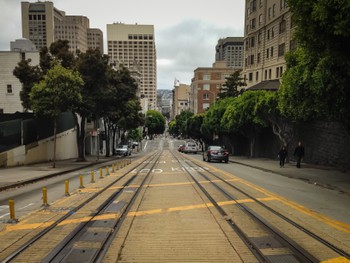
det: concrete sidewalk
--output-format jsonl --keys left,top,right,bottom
{"left": 0, "top": 155, "right": 123, "bottom": 191}
{"left": 230, "top": 156, "right": 350, "bottom": 195}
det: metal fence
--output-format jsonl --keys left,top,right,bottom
{"left": 0, "top": 112, "right": 76, "bottom": 153}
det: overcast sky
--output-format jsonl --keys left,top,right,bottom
{"left": 0, "top": 0, "right": 245, "bottom": 90}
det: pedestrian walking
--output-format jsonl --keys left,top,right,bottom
{"left": 278, "top": 146, "right": 288, "bottom": 167}
{"left": 293, "top": 141, "right": 305, "bottom": 168}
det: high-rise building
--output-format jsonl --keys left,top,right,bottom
{"left": 21, "top": 1, "right": 65, "bottom": 50}
{"left": 21, "top": 1, "right": 103, "bottom": 53}
{"left": 55, "top": 15, "right": 89, "bottom": 53}
{"left": 107, "top": 23, "right": 157, "bottom": 109}
{"left": 242, "top": 0, "right": 292, "bottom": 89}
{"left": 88, "top": 28, "right": 104, "bottom": 54}
{"left": 191, "top": 62, "right": 237, "bottom": 114}
{"left": 172, "top": 84, "right": 190, "bottom": 118}
{"left": 215, "top": 37, "right": 244, "bottom": 69}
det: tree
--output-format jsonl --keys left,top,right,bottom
{"left": 174, "top": 110, "right": 194, "bottom": 138}
{"left": 280, "top": 0, "right": 350, "bottom": 131}
{"left": 75, "top": 49, "right": 110, "bottom": 161}
{"left": 201, "top": 98, "right": 234, "bottom": 143}
{"left": 221, "top": 91, "right": 267, "bottom": 157}
{"left": 13, "top": 59, "right": 43, "bottom": 111}
{"left": 145, "top": 110, "right": 166, "bottom": 138}
{"left": 30, "top": 63, "right": 83, "bottom": 167}
{"left": 219, "top": 70, "right": 246, "bottom": 99}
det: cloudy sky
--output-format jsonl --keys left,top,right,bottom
{"left": 0, "top": 0, "right": 245, "bottom": 89}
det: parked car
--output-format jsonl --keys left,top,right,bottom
{"left": 178, "top": 145, "right": 185, "bottom": 152}
{"left": 203, "top": 146, "right": 229, "bottom": 163}
{"left": 115, "top": 145, "right": 131, "bottom": 156}
{"left": 183, "top": 142, "right": 198, "bottom": 154}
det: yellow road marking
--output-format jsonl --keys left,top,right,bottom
{"left": 321, "top": 257, "right": 350, "bottom": 263}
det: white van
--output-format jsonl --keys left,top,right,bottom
{"left": 183, "top": 142, "right": 197, "bottom": 154}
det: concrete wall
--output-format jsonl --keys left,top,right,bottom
{"left": 0, "top": 129, "right": 77, "bottom": 167}
{"left": 225, "top": 121, "right": 350, "bottom": 170}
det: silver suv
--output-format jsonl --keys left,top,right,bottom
{"left": 183, "top": 142, "right": 197, "bottom": 154}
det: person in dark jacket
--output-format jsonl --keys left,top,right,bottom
{"left": 278, "top": 146, "right": 288, "bottom": 167}
{"left": 294, "top": 141, "right": 305, "bottom": 168}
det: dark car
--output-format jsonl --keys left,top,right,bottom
{"left": 178, "top": 145, "right": 185, "bottom": 152}
{"left": 203, "top": 146, "right": 229, "bottom": 163}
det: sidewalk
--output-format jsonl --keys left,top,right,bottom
{"left": 0, "top": 153, "right": 349, "bottom": 195}
{"left": 0, "top": 155, "right": 123, "bottom": 191}
{"left": 230, "top": 156, "right": 350, "bottom": 195}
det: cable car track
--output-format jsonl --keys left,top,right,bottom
{"left": 173, "top": 151, "right": 350, "bottom": 262}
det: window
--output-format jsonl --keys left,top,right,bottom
{"left": 290, "top": 39, "right": 297, "bottom": 51}
{"left": 269, "top": 69, "right": 272, "bottom": 79}
{"left": 259, "top": 14, "right": 263, "bottom": 26}
{"left": 273, "top": 4, "right": 276, "bottom": 17}
{"left": 249, "top": 72, "right": 253, "bottom": 81}
{"left": 276, "top": 67, "right": 279, "bottom": 78}
{"left": 258, "top": 32, "right": 262, "bottom": 44}
{"left": 271, "top": 27, "right": 275, "bottom": 38}
{"left": 0, "top": 109, "right": 3, "bottom": 114}
{"left": 270, "top": 47, "right": 274, "bottom": 57}
{"left": 203, "top": 84, "right": 210, "bottom": 90}
{"left": 280, "top": 66, "right": 283, "bottom": 76}
{"left": 257, "top": 53, "right": 261, "bottom": 63}
{"left": 203, "top": 93, "right": 209, "bottom": 100}
{"left": 7, "top": 84, "right": 12, "bottom": 94}
{"left": 203, "top": 103, "right": 210, "bottom": 110}
{"left": 268, "top": 8, "right": 272, "bottom": 19}
{"left": 279, "top": 20, "right": 286, "bottom": 34}
{"left": 256, "top": 71, "right": 259, "bottom": 81}
{"left": 203, "top": 74, "right": 210, "bottom": 80}
{"left": 278, "top": 43, "right": 285, "bottom": 56}
{"left": 266, "top": 48, "right": 269, "bottom": 58}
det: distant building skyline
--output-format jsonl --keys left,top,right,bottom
{"left": 215, "top": 37, "right": 244, "bottom": 70}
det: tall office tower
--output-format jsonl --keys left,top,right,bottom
{"left": 21, "top": 1, "right": 103, "bottom": 54}
{"left": 107, "top": 23, "right": 157, "bottom": 109}
{"left": 55, "top": 16, "right": 89, "bottom": 53}
{"left": 88, "top": 28, "right": 104, "bottom": 54}
{"left": 21, "top": 1, "right": 65, "bottom": 50}
{"left": 242, "top": 0, "right": 292, "bottom": 89}
{"left": 215, "top": 37, "right": 244, "bottom": 70}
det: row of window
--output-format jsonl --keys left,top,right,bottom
{"left": 246, "top": 66, "right": 284, "bottom": 82}
{"left": 248, "top": 0, "right": 288, "bottom": 15}
{"left": 28, "top": 14, "right": 46, "bottom": 21}
{"left": 127, "top": 34, "right": 154, "bottom": 40}
{"left": 246, "top": 19, "right": 287, "bottom": 50}
{"left": 245, "top": 42, "right": 286, "bottom": 67}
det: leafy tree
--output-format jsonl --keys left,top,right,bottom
{"left": 201, "top": 97, "right": 234, "bottom": 143}
{"left": 219, "top": 70, "right": 246, "bottom": 99}
{"left": 280, "top": 0, "right": 350, "bottom": 131}
{"left": 168, "top": 120, "right": 177, "bottom": 136}
{"left": 221, "top": 91, "right": 267, "bottom": 157}
{"left": 13, "top": 59, "right": 43, "bottom": 110}
{"left": 174, "top": 110, "right": 194, "bottom": 138}
{"left": 145, "top": 110, "right": 166, "bottom": 138}
{"left": 30, "top": 63, "right": 83, "bottom": 167}
{"left": 75, "top": 49, "right": 110, "bottom": 160}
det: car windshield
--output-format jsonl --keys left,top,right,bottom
{"left": 187, "top": 143, "right": 196, "bottom": 147}
{"left": 209, "top": 146, "right": 222, "bottom": 151}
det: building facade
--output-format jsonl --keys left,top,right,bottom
{"left": 215, "top": 37, "right": 244, "bottom": 69}
{"left": 172, "top": 84, "right": 190, "bottom": 118}
{"left": 107, "top": 23, "right": 157, "bottom": 110}
{"left": 0, "top": 39, "right": 40, "bottom": 113}
{"left": 242, "top": 0, "right": 292, "bottom": 89}
{"left": 21, "top": 1, "right": 103, "bottom": 53}
{"left": 191, "top": 62, "right": 237, "bottom": 114}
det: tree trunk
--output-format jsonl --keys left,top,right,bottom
{"left": 53, "top": 117, "right": 57, "bottom": 168}
{"left": 249, "top": 136, "right": 255, "bottom": 158}
{"left": 75, "top": 115, "right": 86, "bottom": 162}
{"left": 104, "top": 120, "right": 110, "bottom": 157}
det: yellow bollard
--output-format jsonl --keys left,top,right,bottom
{"left": 91, "top": 171, "right": 95, "bottom": 183}
{"left": 112, "top": 164, "right": 115, "bottom": 172}
{"left": 99, "top": 168, "right": 103, "bottom": 179}
{"left": 106, "top": 166, "right": 110, "bottom": 176}
{"left": 8, "top": 199, "right": 18, "bottom": 223}
{"left": 42, "top": 187, "right": 49, "bottom": 207}
{"left": 116, "top": 162, "right": 119, "bottom": 170}
{"left": 79, "top": 175, "right": 85, "bottom": 189}
{"left": 65, "top": 180, "right": 70, "bottom": 196}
